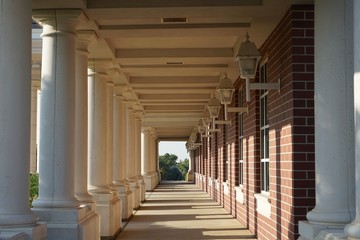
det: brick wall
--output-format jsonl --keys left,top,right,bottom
{"left": 194, "top": 5, "right": 314, "bottom": 239}
{"left": 235, "top": 5, "right": 314, "bottom": 240}
{"left": 194, "top": 4, "right": 315, "bottom": 240}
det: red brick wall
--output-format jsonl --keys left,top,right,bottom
{"left": 234, "top": 79, "right": 261, "bottom": 235}
{"left": 194, "top": 4, "right": 315, "bottom": 240}
{"left": 210, "top": 128, "right": 218, "bottom": 199}
{"left": 235, "top": 5, "right": 314, "bottom": 240}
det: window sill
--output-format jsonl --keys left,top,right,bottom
{"left": 208, "top": 177, "right": 213, "bottom": 187}
{"left": 254, "top": 192, "right": 271, "bottom": 218}
{"left": 215, "top": 179, "right": 220, "bottom": 190}
{"left": 223, "top": 181, "right": 229, "bottom": 196}
{"left": 234, "top": 186, "right": 244, "bottom": 204}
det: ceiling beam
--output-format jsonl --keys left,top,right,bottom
{"left": 133, "top": 87, "right": 215, "bottom": 94}
{"left": 99, "top": 28, "right": 248, "bottom": 38}
{"left": 100, "top": 23, "right": 249, "bottom": 31}
{"left": 138, "top": 93, "right": 210, "bottom": 100}
{"left": 88, "top": 0, "right": 262, "bottom": 9}
{"left": 115, "top": 48, "right": 233, "bottom": 58}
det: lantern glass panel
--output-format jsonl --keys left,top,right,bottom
{"left": 237, "top": 57, "right": 259, "bottom": 78}
{"left": 219, "top": 89, "right": 235, "bottom": 104}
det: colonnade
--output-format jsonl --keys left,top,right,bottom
{"left": 142, "top": 128, "right": 161, "bottom": 190}
{"left": 0, "top": 6, "right": 160, "bottom": 240}
{"left": 298, "top": 0, "right": 360, "bottom": 239}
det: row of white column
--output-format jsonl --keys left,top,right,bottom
{"left": 142, "top": 128, "right": 160, "bottom": 190}
{"left": 0, "top": 6, "right": 154, "bottom": 240}
{"left": 299, "top": 0, "right": 360, "bottom": 239}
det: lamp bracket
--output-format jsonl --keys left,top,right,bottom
{"left": 228, "top": 106, "right": 248, "bottom": 114}
{"left": 208, "top": 129, "right": 221, "bottom": 133}
{"left": 215, "top": 120, "right": 231, "bottom": 125}
{"left": 249, "top": 79, "right": 281, "bottom": 91}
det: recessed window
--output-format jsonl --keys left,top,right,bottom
{"left": 238, "top": 90, "right": 244, "bottom": 186}
{"left": 225, "top": 123, "right": 230, "bottom": 182}
{"left": 260, "top": 63, "right": 269, "bottom": 193}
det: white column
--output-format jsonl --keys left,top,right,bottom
{"left": 142, "top": 128, "right": 157, "bottom": 191}
{"left": 156, "top": 137, "right": 161, "bottom": 184}
{"left": 74, "top": 31, "right": 97, "bottom": 203}
{"left": 149, "top": 131, "right": 160, "bottom": 187}
{"left": 88, "top": 60, "right": 112, "bottom": 193}
{"left": 33, "top": 10, "right": 84, "bottom": 209}
{"left": 345, "top": 0, "right": 360, "bottom": 238}
{"left": 88, "top": 60, "right": 121, "bottom": 237}
{"left": 106, "top": 80, "right": 117, "bottom": 190}
{"left": 113, "top": 92, "right": 133, "bottom": 220}
{"left": 125, "top": 102, "right": 140, "bottom": 209}
{"left": 134, "top": 112, "right": 145, "bottom": 201}
{"left": 32, "top": 9, "right": 100, "bottom": 240}
{"left": 299, "top": 0, "right": 355, "bottom": 239}
{"left": 30, "top": 79, "right": 41, "bottom": 173}
{"left": 187, "top": 150, "right": 195, "bottom": 182}
{"left": 0, "top": 0, "right": 39, "bottom": 228}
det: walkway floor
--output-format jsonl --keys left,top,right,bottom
{"left": 117, "top": 181, "right": 257, "bottom": 240}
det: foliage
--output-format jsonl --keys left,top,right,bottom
{"left": 29, "top": 173, "right": 39, "bottom": 207}
{"left": 159, "top": 153, "right": 178, "bottom": 180}
{"left": 167, "top": 166, "right": 183, "bottom": 180}
{"left": 159, "top": 153, "right": 189, "bottom": 180}
{"left": 178, "top": 158, "right": 189, "bottom": 179}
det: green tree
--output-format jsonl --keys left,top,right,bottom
{"left": 29, "top": 173, "right": 39, "bottom": 207}
{"left": 178, "top": 158, "right": 189, "bottom": 179}
{"left": 167, "top": 166, "right": 183, "bottom": 180}
{"left": 159, "top": 153, "right": 179, "bottom": 180}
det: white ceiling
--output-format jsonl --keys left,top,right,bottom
{"left": 32, "top": 0, "right": 314, "bottom": 140}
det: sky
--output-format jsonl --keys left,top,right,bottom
{"left": 158, "top": 141, "right": 189, "bottom": 161}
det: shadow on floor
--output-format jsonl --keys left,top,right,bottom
{"left": 117, "top": 182, "right": 257, "bottom": 240}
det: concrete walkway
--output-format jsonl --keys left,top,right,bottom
{"left": 117, "top": 182, "right": 257, "bottom": 240}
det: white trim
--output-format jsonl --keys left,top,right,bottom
{"left": 254, "top": 192, "right": 271, "bottom": 218}
{"left": 223, "top": 181, "right": 229, "bottom": 196}
{"left": 215, "top": 179, "right": 220, "bottom": 190}
{"left": 208, "top": 177, "right": 213, "bottom": 187}
{"left": 234, "top": 186, "right": 244, "bottom": 204}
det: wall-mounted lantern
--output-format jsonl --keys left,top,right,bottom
{"left": 235, "top": 33, "right": 280, "bottom": 102}
{"left": 217, "top": 74, "right": 248, "bottom": 121}
{"left": 206, "top": 97, "right": 222, "bottom": 132}
{"left": 201, "top": 112, "right": 212, "bottom": 138}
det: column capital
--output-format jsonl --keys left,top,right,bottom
{"left": 125, "top": 100, "right": 137, "bottom": 110}
{"left": 142, "top": 127, "right": 154, "bottom": 134}
{"left": 114, "top": 84, "right": 127, "bottom": 97}
{"left": 76, "top": 30, "right": 98, "bottom": 55}
{"left": 150, "top": 129, "right": 158, "bottom": 139}
{"left": 32, "top": 9, "right": 88, "bottom": 30}
{"left": 88, "top": 59, "right": 114, "bottom": 76}
{"left": 122, "top": 87, "right": 135, "bottom": 100}
{"left": 77, "top": 30, "right": 98, "bottom": 43}
{"left": 133, "top": 110, "right": 144, "bottom": 121}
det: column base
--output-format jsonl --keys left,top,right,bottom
{"left": 345, "top": 220, "right": 360, "bottom": 239}
{"left": 33, "top": 206, "right": 99, "bottom": 240}
{"left": 137, "top": 176, "right": 146, "bottom": 202}
{"left": 128, "top": 179, "right": 140, "bottom": 210}
{"left": 114, "top": 183, "right": 133, "bottom": 221}
{"left": 0, "top": 223, "right": 47, "bottom": 240}
{"left": 299, "top": 221, "right": 346, "bottom": 240}
{"left": 157, "top": 171, "right": 161, "bottom": 184}
{"left": 186, "top": 170, "right": 194, "bottom": 182}
{"left": 91, "top": 193, "right": 121, "bottom": 238}
{"left": 144, "top": 173, "right": 156, "bottom": 191}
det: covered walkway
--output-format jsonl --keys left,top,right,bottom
{"left": 117, "top": 182, "right": 257, "bottom": 240}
